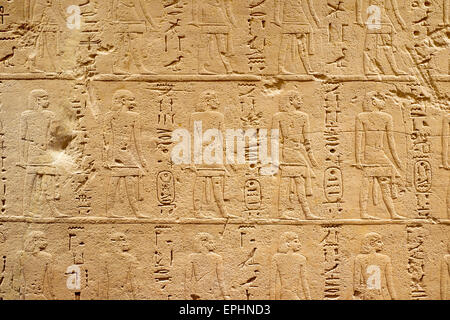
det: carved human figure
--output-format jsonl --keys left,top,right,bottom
{"left": 356, "top": 0, "right": 407, "bottom": 75}
{"left": 355, "top": 91, "right": 405, "bottom": 220}
{"left": 353, "top": 232, "right": 397, "bottom": 300}
{"left": 103, "top": 90, "right": 147, "bottom": 218}
{"left": 110, "top": 0, "right": 157, "bottom": 74}
{"left": 441, "top": 242, "right": 450, "bottom": 300}
{"left": 184, "top": 232, "right": 230, "bottom": 300}
{"left": 274, "top": 0, "right": 321, "bottom": 75}
{"left": 272, "top": 91, "right": 320, "bottom": 220}
{"left": 25, "top": 0, "right": 66, "bottom": 71}
{"left": 101, "top": 232, "right": 138, "bottom": 300}
{"left": 442, "top": 114, "right": 450, "bottom": 218}
{"left": 270, "top": 232, "right": 311, "bottom": 300}
{"left": 189, "top": 90, "right": 234, "bottom": 218}
{"left": 12, "top": 231, "right": 54, "bottom": 300}
{"left": 192, "top": 0, "right": 236, "bottom": 74}
{"left": 18, "top": 89, "right": 65, "bottom": 218}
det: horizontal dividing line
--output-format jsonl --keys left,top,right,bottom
{"left": 0, "top": 216, "right": 447, "bottom": 226}
{"left": 0, "top": 73, "right": 435, "bottom": 82}
{"left": 279, "top": 74, "right": 418, "bottom": 82}
{"left": 0, "top": 73, "right": 75, "bottom": 80}
{"left": 93, "top": 74, "right": 262, "bottom": 82}
{"left": 325, "top": 75, "right": 418, "bottom": 82}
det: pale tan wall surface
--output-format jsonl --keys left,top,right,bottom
{"left": 0, "top": 0, "right": 447, "bottom": 300}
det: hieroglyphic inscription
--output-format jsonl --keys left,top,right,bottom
{"left": 154, "top": 226, "right": 174, "bottom": 298}
{"left": 246, "top": 0, "right": 268, "bottom": 73}
{"left": 162, "top": 0, "right": 186, "bottom": 71}
{"left": 0, "top": 0, "right": 446, "bottom": 301}
{"left": 66, "top": 227, "right": 90, "bottom": 300}
{"left": 409, "top": 97, "right": 433, "bottom": 218}
{"left": 323, "top": 84, "right": 343, "bottom": 217}
{"left": 325, "top": 0, "right": 349, "bottom": 73}
{"left": 407, "top": 225, "right": 428, "bottom": 299}
{"left": 321, "top": 225, "right": 341, "bottom": 299}
{"left": 235, "top": 225, "right": 261, "bottom": 300}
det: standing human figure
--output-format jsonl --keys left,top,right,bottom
{"left": 353, "top": 232, "right": 397, "bottom": 300}
{"left": 355, "top": 91, "right": 405, "bottom": 220}
{"left": 184, "top": 232, "right": 230, "bottom": 300}
{"left": 18, "top": 89, "right": 65, "bottom": 217}
{"left": 272, "top": 91, "right": 320, "bottom": 220}
{"left": 192, "top": 0, "right": 236, "bottom": 74}
{"left": 103, "top": 90, "right": 147, "bottom": 218}
{"left": 190, "top": 90, "right": 235, "bottom": 218}
{"left": 12, "top": 231, "right": 54, "bottom": 300}
{"left": 26, "top": 0, "right": 66, "bottom": 71}
{"left": 356, "top": 0, "right": 407, "bottom": 75}
{"left": 274, "top": 0, "right": 321, "bottom": 75}
{"left": 111, "top": 0, "right": 157, "bottom": 74}
{"left": 101, "top": 232, "right": 138, "bottom": 300}
{"left": 270, "top": 232, "right": 311, "bottom": 300}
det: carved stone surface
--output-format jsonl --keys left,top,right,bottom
{"left": 0, "top": 0, "right": 447, "bottom": 300}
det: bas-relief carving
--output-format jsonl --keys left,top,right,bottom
{"left": 18, "top": 89, "right": 66, "bottom": 218}
{"left": 66, "top": 227, "right": 90, "bottom": 300}
{"left": 0, "top": 0, "right": 446, "bottom": 300}
{"left": 355, "top": 91, "right": 405, "bottom": 220}
{"left": 353, "top": 232, "right": 397, "bottom": 300}
{"left": 12, "top": 231, "right": 54, "bottom": 300}
{"left": 110, "top": 0, "right": 156, "bottom": 74}
{"left": 192, "top": 0, "right": 236, "bottom": 75}
{"left": 272, "top": 91, "right": 320, "bottom": 220}
{"left": 100, "top": 232, "right": 139, "bottom": 300}
{"left": 184, "top": 233, "right": 230, "bottom": 300}
{"left": 271, "top": 232, "right": 311, "bottom": 300}
{"left": 357, "top": 0, "right": 407, "bottom": 76}
{"left": 103, "top": 89, "right": 147, "bottom": 218}
{"left": 274, "top": 0, "right": 320, "bottom": 75}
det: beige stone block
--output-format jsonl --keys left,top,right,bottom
{"left": 0, "top": 0, "right": 447, "bottom": 300}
